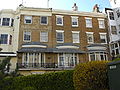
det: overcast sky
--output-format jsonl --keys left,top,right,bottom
{"left": 0, "top": 0, "right": 111, "bottom": 12}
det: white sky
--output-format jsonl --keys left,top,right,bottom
{"left": 0, "top": 0, "right": 111, "bottom": 12}
{"left": 0, "top": 0, "right": 48, "bottom": 10}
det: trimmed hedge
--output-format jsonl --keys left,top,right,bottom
{"left": 1, "top": 70, "right": 74, "bottom": 90}
{"left": 73, "top": 61, "right": 109, "bottom": 90}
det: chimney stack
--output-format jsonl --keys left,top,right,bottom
{"left": 93, "top": 4, "right": 100, "bottom": 13}
{"left": 72, "top": 3, "right": 78, "bottom": 11}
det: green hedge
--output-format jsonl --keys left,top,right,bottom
{"left": 2, "top": 70, "right": 74, "bottom": 90}
{"left": 73, "top": 61, "right": 109, "bottom": 90}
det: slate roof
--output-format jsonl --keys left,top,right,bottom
{"left": 87, "top": 50, "right": 108, "bottom": 53}
{"left": 56, "top": 43, "right": 79, "bottom": 47}
{"left": 87, "top": 43, "right": 106, "bottom": 47}
{"left": 18, "top": 47, "right": 85, "bottom": 54}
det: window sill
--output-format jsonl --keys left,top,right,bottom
{"left": 86, "top": 27, "right": 92, "bottom": 28}
{"left": 24, "top": 23, "right": 32, "bottom": 24}
{"left": 73, "top": 42, "right": 80, "bottom": 43}
{"left": 56, "top": 24, "right": 63, "bottom": 26}
{"left": 23, "top": 40, "right": 31, "bottom": 42}
{"left": 99, "top": 27, "right": 105, "bottom": 29}
{"left": 72, "top": 25, "right": 78, "bottom": 27}
{"left": 40, "top": 41, "right": 48, "bottom": 43}
{"left": 57, "top": 41, "right": 64, "bottom": 43}
{"left": 88, "top": 42, "right": 94, "bottom": 44}
{"left": 40, "top": 23, "right": 48, "bottom": 25}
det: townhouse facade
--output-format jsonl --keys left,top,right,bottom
{"left": 14, "top": 6, "right": 110, "bottom": 75}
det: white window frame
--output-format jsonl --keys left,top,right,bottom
{"left": 56, "top": 30, "right": 64, "bottom": 43}
{"left": 71, "top": 16, "right": 78, "bottom": 27}
{"left": 85, "top": 17, "right": 92, "bottom": 28}
{"left": 40, "top": 16, "right": 48, "bottom": 25}
{"left": 24, "top": 16, "right": 32, "bottom": 24}
{"left": 98, "top": 18, "right": 105, "bottom": 29}
{"left": 89, "top": 52, "right": 107, "bottom": 61}
{"left": 72, "top": 31, "right": 80, "bottom": 43}
{"left": 86, "top": 32, "right": 94, "bottom": 44}
{"left": 40, "top": 31, "right": 48, "bottom": 42}
{"left": 99, "top": 33, "right": 107, "bottom": 44}
{"left": 22, "top": 53, "right": 45, "bottom": 67}
{"left": 56, "top": 15, "right": 63, "bottom": 26}
{"left": 58, "top": 53, "right": 78, "bottom": 67}
{"left": 23, "top": 31, "right": 31, "bottom": 42}
{"left": 2, "top": 18, "right": 10, "bottom": 26}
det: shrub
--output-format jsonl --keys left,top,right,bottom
{"left": 23, "top": 87, "right": 37, "bottom": 90}
{"left": 73, "top": 61, "right": 109, "bottom": 90}
{"left": 2, "top": 70, "right": 74, "bottom": 90}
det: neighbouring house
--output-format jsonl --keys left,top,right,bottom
{"left": 105, "top": 7, "right": 120, "bottom": 58}
{"left": 0, "top": 9, "right": 19, "bottom": 72}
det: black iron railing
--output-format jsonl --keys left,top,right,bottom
{"left": 17, "top": 63, "right": 75, "bottom": 69}
{"left": 17, "top": 63, "right": 58, "bottom": 68}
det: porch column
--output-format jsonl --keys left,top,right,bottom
{"left": 63, "top": 53, "right": 65, "bottom": 67}
{"left": 89, "top": 53, "right": 91, "bottom": 61}
{"left": 58, "top": 54, "right": 59, "bottom": 67}
{"left": 39, "top": 53, "right": 41, "bottom": 67}
{"left": 22, "top": 53, "right": 24, "bottom": 65}
{"left": 73, "top": 53, "right": 75, "bottom": 66}
{"left": 33, "top": 53, "right": 35, "bottom": 67}
{"left": 27, "top": 53, "right": 29, "bottom": 67}
{"left": 77, "top": 54, "right": 79, "bottom": 64}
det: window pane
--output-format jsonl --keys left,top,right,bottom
{"left": 56, "top": 32, "right": 64, "bottom": 42}
{"left": 86, "top": 19, "right": 92, "bottom": 27}
{"left": 116, "top": 49, "right": 119, "bottom": 55}
{"left": 40, "top": 31, "right": 48, "bottom": 42}
{"left": 87, "top": 34, "right": 93, "bottom": 43}
{"left": 111, "top": 26, "right": 117, "bottom": 34}
{"left": 100, "top": 34, "right": 106, "bottom": 43}
{"left": 24, "top": 31, "right": 31, "bottom": 41}
{"left": 72, "top": 18, "right": 78, "bottom": 26}
{"left": 72, "top": 33, "right": 79, "bottom": 43}
{"left": 100, "top": 55, "right": 104, "bottom": 60}
{"left": 90, "top": 54, "right": 95, "bottom": 61}
{"left": 2, "top": 18, "right": 10, "bottom": 26}
{"left": 41, "top": 16, "right": 47, "bottom": 24}
{"left": 56, "top": 16, "right": 63, "bottom": 25}
{"left": 109, "top": 12, "right": 114, "bottom": 20}
{"left": 99, "top": 20, "right": 105, "bottom": 28}
{"left": 0, "top": 34, "right": 8, "bottom": 44}
{"left": 24, "top": 16, "right": 32, "bottom": 24}
{"left": 116, "top": 9, "right": 120, "bottom": 18}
